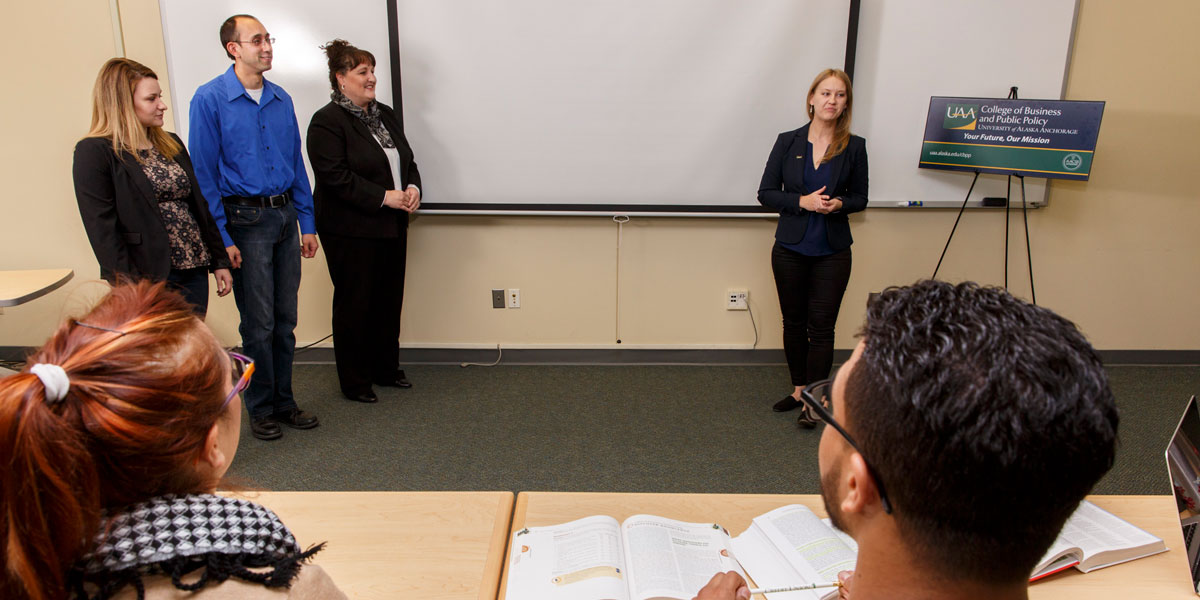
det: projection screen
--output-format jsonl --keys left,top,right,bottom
{"left": 392, "top": 0, "right": 852, "bottom": 213}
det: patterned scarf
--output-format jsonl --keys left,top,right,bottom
{"left": 332, "top": 89, "right": 395, "bottom": 148}
{"left": 67, "top": 493, "right": 324, "bottom": 600}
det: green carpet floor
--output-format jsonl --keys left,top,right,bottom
{"left": 227, "top": 364, "right": 1200, "bottom": 495}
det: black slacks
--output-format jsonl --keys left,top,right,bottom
{"left": 770, "top": 243, "right": 852, "bottom": 387}
{"left": 321, "top": 229, "right": 408, "bottom": 393}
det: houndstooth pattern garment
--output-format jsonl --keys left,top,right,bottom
{"left": 81, "top": 494, "right": 300, "bottom": 574}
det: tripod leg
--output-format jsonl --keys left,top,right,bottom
{"left": 932, "top": 171, "right": 980, "bottom": 280}
{"left": 1020, "top": 176, "right": 1036, "bottom": 304}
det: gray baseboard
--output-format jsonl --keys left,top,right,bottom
{"left": 6, "top": 346, "right": 1198, "bottom": 366}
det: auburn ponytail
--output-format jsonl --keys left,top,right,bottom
{"left": 0, "top": 281, "right": 229, "bottom": 600}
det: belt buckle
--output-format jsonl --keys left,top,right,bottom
{"left": 268, "top": 193, "right": 287, "bottom": 208}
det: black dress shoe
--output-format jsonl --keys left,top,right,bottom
{"left": 374, "top": 370, "right": 412, "bottom": 389}
{"left": 250, "top": 417, "right": 283, "bottom": 440}
{"left": 342, "top": 389, "right": 378, "bottom": 403}
{"left": 273, "top": 408, "right": 320, "bottom": 429}
{"left": 773, "top": 395, "right": 801, "bottom": 412}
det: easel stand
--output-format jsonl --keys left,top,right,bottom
{"left": 930, "top": 171, "right": 1037, "bottom": 305}
{"left": 931, "top": 86, "right": 1037, "bottom": 304}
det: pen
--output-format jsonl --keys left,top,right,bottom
{"left": 749, "top": 581, "right": 843, "bottom": 595}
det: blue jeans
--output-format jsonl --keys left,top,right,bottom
{"left": 225, "top": 201, "right": 301, "bottom": 420}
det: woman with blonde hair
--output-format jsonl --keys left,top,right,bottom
{"left": 73, "top": 58, "right": 232, "bottom": 317}
{"left": 757, "top": 68, "right": 868, "bottom": 424}
{"left": 0, "top": 281, "right": 344, "bottom": 599}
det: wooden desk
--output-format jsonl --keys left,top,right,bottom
{"left": 226, "top": 491, "right": 514, "bottom": 600}
{"left": 500, "top": 492, "right": 1195, "bottom": 599}
{"left": 0, "top": 268, "right": 73, "bottom": 307}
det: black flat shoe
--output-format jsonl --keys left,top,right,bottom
{"left": 343, "top": 389, "right": 378, "bottom": 403}
{"left": 250, "top": 417, "right": 282, "bottom": 440}
{"left": 796, "top": 405, "right": 820, "bottom": 429}
{"left": 274, "top": 408, "right": 320, "bottom": 429}
{"left": 773, "top": 395, "right": 801, "bottom": 412}
{"left": 374, "top": 370, "right": 412, "bottom": 389}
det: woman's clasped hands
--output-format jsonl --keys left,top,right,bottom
{"left": 383, "top": 187, "right": 421, "bottom": 213}
{"left": 800, "top": 185, "right": 843, "bottom": 214}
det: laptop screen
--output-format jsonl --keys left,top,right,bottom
{"left": 1166, "top": 394, "right": 1200, "bottom": 593}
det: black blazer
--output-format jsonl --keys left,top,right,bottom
{"left": 306, "top": 102, "right": 422, "bottom": 238}
{"left": 757, "top": 124, "right": 868, "bottom": 250}
{"left": 73, "top": 133, "right": 231, "bottom": 283}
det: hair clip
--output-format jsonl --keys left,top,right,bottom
{"left": 74, "top": 321, "right": 127, "bottom": 336}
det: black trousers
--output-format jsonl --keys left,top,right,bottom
{"left": 166, "top": 267, "right": 209, "bottom": 318}
{"left": 770, "top": 243, "right": 853, "bottom": 387}
{"left": 321, "top": 230, "right": 408, "bottom": 393}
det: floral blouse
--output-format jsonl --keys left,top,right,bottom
{"left": 137, "top": 148, "right": 212, "bottom": 270}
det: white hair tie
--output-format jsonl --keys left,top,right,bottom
{"left": 30, "top": 363, "right": 70, "bottom": 404}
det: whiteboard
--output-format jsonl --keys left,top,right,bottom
{"left": 158, "top": 0, "right": 393, "bottom": 185}
{"left": 853, "top": 0, "right": 1079, "bottom": 207}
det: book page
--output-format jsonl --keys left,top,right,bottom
{"left": 1030, "top": 538, "right": 1081, "bottom": 581}
{"left": 505, "top": 515, "right": 630, "bottom": 600}
{"left": 820, "top": 518, "right": 859, "bottom": 553}
{"left": 732, "top": 505, "right": 856, "bottom": 600}
{"left": 1056, "top": 501, "right": 1166, "bottom": 572}
{"left": 620, "top": 515, "right": 741, "bottom": 600}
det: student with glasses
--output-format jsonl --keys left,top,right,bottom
{"left": 189, "top": 14, "right": 321, "bottom": 441}
{"left": 694, "top": 280, "right": 1119, "bottom": 600}
{"left": 0, "top": 281, "right": 346, "bottom": 599}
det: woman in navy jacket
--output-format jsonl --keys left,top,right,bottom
{"left": 73, "top": 58, "right": 232, "bottom": 317}
{"left": 307, "top": 40, "right": 422, "bottom": 404}
{"left": 757, "top": 68, "right": 867, "bottom": 423}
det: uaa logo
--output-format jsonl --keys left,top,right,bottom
{"left": 943, "top": 104, "right": 979, "bottom": 130}
{"left": 1062, "top": 153, "right": 1083, "bottom": 171}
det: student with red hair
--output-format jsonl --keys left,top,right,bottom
{"left": 0, "top": 282, "right": 344, "bottom": 599}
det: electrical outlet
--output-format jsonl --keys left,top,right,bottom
{"left": 726, "top": 289, "right": 748, "bottom": 310}
{"left": 507, "top": 288, "right": 521, "bottom": 308}
{"left": 491, "top": 289, "right": 505, "bottom": 309}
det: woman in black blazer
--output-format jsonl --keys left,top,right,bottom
{"left": 307, "top": 39, "right": 422, "bottom": 403}
{"left": 73, "top": 58, "right": 231, "bottom": 317}
{"left": 757, "top": 68, "right": 868, "bottom": 424}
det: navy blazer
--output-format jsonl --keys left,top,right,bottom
{"left": 73, "top": 133, "right": 231, "bottom": 283}
{"left": 307, "top": 101, "right": 421, "bottom": 238}
{"left": 757, "top": 124, "right": 868, "bottom": 250}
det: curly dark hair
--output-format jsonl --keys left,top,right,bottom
{"left": 845, "top": 280, "right": 1118, "bottom": 583}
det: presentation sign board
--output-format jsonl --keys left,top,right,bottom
{"left": 919, "top": 97, "right": 1104, "bottom": 181}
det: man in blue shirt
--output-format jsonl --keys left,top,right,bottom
{"left": 189, "top": 14, "right": 320, "bottom": 441}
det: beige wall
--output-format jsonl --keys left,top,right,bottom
{"left": 2, "top": 0, "right": 1196, "bottom": 351}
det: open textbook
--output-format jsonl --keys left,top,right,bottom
{"left": 1031, "top": 500, "right": 1167, "bottom": 580}
{"left": 730, "top": 504, "right": 856, "bottom": 600}
{"left": 504, "top": 514, "right": 743, "bottom": 600}
{"left": 731, "top": 501, "right": 1166, "bottom": 597}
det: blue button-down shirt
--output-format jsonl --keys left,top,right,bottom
{"left": 188, "top": 65, "right": 315, "bottom": 247}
